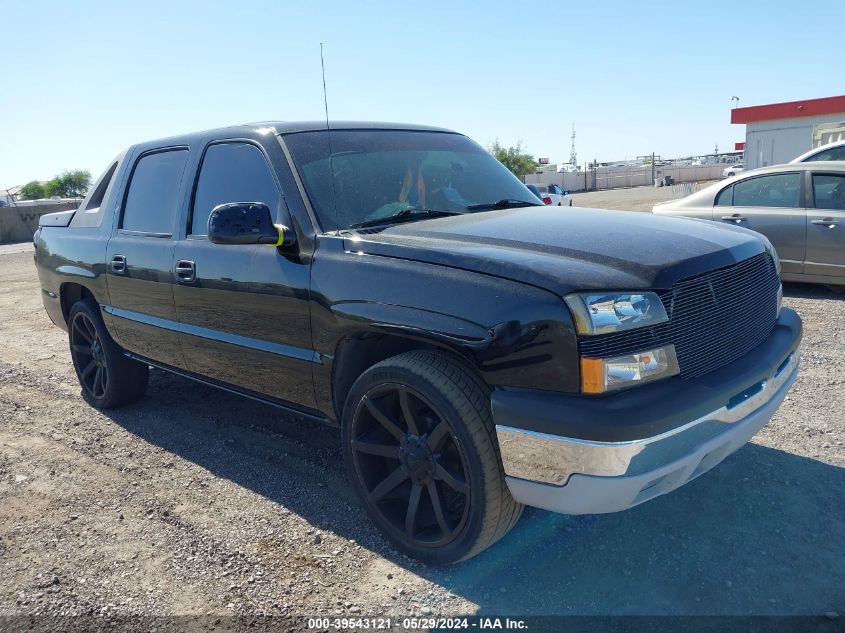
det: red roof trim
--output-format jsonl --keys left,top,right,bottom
{"left": 731, "top": 95, "right": 845, "bottom": 124}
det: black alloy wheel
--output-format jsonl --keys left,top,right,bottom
{"left": 350, "top": 383, "right": 471, "bottom": 549}
{"left": 71, "top": 310, "right": 109, "bottom": 400}
{"left": 342, "top": 350, "right": 523, "bottom": 563}
{"left": 67, "top": 299, "right": 149, "bottom": 409}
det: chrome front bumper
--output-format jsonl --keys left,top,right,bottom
{"left": 496, "top": 351, "right": 799, "bottom": 515}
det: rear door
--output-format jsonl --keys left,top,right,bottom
{"left": 805, "top": 171, "right": 845, "bottom": 278}
{"left": 104, "top": 147, "right": 190, "bottom": 368}
{"left": 716, "top": 172, "right": 805, "bottom": 274}
{"left": 172, "top": 138, "right": 315, "bottom": 408}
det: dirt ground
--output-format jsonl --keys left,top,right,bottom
{"left": 1, "top": 212, "right": 843, "bottom": 621}
{"left": 570, "top": 181, "right": 718, "bottom": 212}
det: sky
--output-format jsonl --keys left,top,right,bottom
{"left": 1, "top": 0, "right": 843, "bottom": 187}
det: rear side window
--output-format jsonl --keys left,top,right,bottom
{"left": 190, "top": 142, "right": 280, "bottom": 236}
{"left": 715, "top": 185, "right": 733, "bottom": 206}
{"left": 813, "top": 174, "right": 845, "bottom": 210}
{"left": 122, "top": 149, "right": 189, "bottom": 234}
{"left": 805, "top": 146, "right": 845, "bottom": 162}
{"left": 70, "top": 160, "right": 119, "bottom": 228}
{"left": 732, "top": 173, "right": 801, "bottom": 208}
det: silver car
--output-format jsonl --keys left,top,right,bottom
{"left": 653, "top": 162, "right": 845, "bottom": 286}
{"left": 790, "top": 140, "right": 845, "bottom": 163}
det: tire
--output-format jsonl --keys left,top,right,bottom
{"left": 727, "top": 172, "right": 735, "bottom": 177}
{"left": 342, "top": 350, "right": 523, "bottom": 564}
{"left": 68, "top": 299, "right": 149, "bottom": 409}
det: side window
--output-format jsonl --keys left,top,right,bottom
{"left": 812, "top": 174, "right": 845, "bottom": 210}
{"left": 190, "top": 142, "right": 281, "bottom": 236}
{"left": 70, "top": 160, "right": 119, "bottom": 228}
{"left": 715, "top": 185, "right": 733, "bottom": 206}
{"left": 806, "top": 146, "right": 845, "bottom": 162}
{"left": 122, "top": 149, "right": 189, "bottom": 234}
{"left": 732, "top": 173, "right": 801, "bottom": 209}
{"left": 84, "top": 162, "right": 118, "bottom": 212}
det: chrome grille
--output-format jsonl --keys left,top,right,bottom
{"left": 578, "top": 253, "right": 780, "bottom": 379}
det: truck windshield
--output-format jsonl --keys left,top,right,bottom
{"left": 283, "top": 129, "right": 538, "bottom": 230}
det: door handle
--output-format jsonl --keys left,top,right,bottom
{"left": 721, "top": 214, "right": 747, "bottom": 223}
{"left": 811, "top": 218, "right": 840, "bottom": 228}
{"left": 175, "top": 260, "right": 196, "bottom": 283}
{"left": 110, "top": 255, "right": 127, "bottom": 275}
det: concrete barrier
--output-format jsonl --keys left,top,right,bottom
{"left": 0, "top": 202, "right": 80, "bottom": 244}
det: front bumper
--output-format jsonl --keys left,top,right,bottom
{"left": 494, "top": 308, "right": 802, "bottom": 515}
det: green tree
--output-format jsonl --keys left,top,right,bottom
{"left": 45, "top": 169, "right": 92, "bottom": 198}
{"left": 19, "top": 181, "right": 47, "bottom": 200}
{"left": 489, "top": 140, "right": 538, "bottom": 178}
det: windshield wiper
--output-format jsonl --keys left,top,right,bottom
{"left": 350, "top": 209, "right": 462, "bottom": 229}
{"left": 465, "top": 199, "right": 539, "bottom": 211}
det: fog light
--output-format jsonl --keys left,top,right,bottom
{"left": 581, "top": 345, "right": 680, "bottom": 393}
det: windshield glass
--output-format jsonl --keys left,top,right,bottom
{"left": 283, "top": 129, "right": 538, "bottom": 230}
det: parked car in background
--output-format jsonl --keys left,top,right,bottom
{"left": 525, "top": 183, "right": 549, "bottom": 204}
{"left": 653, "top": 162, "right": 845, "bottom": 287}
{"left": 722, "top": 164, "right": 744, "bottom": 178}
{"left": 528, "top": 183, "right": 573, "bottom": 206}
{"left": 790, "top": 140, "right": 845, "bottom": 163}
{"left": 545, "top": 183, "right": 573, "bottom": 206}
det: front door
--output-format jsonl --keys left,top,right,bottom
{"left": 716, "top": 171, "right": 806, "bottom": 275}
{"left": 172, "top": 140, "right": 315, "bottom": 409}
{"left": 105, "top": 147, "right": 189, "bottom": 368}
{"left": 805, "top": 171, "right": 845, "bottom": 278}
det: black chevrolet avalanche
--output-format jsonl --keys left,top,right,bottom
{"left": 34, "top": 122, "right": 802, "bottom": 563}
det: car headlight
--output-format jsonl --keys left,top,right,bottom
{"left": 564, "top": 291, "right": 669, "bottom": 335}
{"left": 581, "top": 345, "right": 680, "bottom": 394}
{"left": 565, "top": 291, "right": 678, "bottom": 393}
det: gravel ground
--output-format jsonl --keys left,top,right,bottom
{"left": 0, "top": 221, "right": 843, "bottom": 621}
{"left": 570, "top": 182, "right": 718, "bottom": 212}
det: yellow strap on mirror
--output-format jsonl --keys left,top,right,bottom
{"left": 273, "top": 224, "right": 285, "bottom": 247}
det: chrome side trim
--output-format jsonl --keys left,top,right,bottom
{"left": 496, "top": 351, "right": 799, "bottom": 485}
{"left": 102, "top": 304, "right": 320, "bottom": 364}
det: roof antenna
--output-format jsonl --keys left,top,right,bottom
{"left": 320, "top": 43, "right": 342, "bottom": 231}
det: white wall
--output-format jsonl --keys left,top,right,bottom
{"left": 525, "top": 164, "right": 725, "bottom": 191}
{"left": 745, "top": 114, "right": 845, "bottom": 169}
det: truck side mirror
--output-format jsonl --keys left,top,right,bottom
{"left": 207, "top": 202, "right": 296, "bottom": 250}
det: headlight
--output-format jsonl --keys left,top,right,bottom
{"left": 581, "top": 345, "right": 680, "bottom": 394}
{"left": 564, "top": 291, "right": 669, "bottom": 335}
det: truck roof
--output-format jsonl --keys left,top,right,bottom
{"left": 132, "top": 121, "right": 457, "bottom": 150}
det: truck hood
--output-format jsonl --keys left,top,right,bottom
{"left": 344, "top": 206, "right": 766, "bottom": 295}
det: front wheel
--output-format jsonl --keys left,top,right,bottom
{"left": 342, "top": 350, "right": 522, "bottom": 564}
{"left": 68, "top": 299, "right": 149, "bottom": 409}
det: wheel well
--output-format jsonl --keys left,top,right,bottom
{"left": 60, "top": 283, "right": 96, "bottom": 325}
{"left": 331, "top": 334, "right": 479, "bottom": 420}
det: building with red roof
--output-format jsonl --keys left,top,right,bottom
{"left": 731, "top": 95, "right": 845, "bottom": 169}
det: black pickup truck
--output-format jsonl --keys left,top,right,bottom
{"left": 34, "top": 122, "right": 802, "bottom": 563}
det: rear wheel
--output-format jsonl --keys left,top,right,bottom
{"left": 68, "top": 299, "right": 149, "bottom": 409}
{"left": 342, "top": 350, "right": 522, "bottom": 563}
